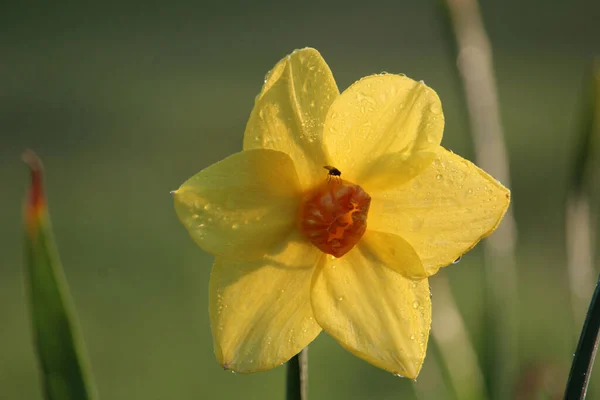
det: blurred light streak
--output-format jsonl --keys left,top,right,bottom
{"left": 566, "top": 61, "right": 599, "bottom": 331}
{"left": 443, "top": 0, "right": 519, "bottom": 398}
{"left": 429, "top": 275, "right": 488, "bottom": 400}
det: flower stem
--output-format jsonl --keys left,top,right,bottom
{"left": 564, "top": 274, "right": 600, "bottom": 400}
{"left": 286, "top": 348, "right": 308, "bottom": 400}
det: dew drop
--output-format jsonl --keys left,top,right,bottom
{"left": 436, "top": 174, "right": 443, "bottom": 181}
{"left": 231, "top": 223, "right": 239, "bottom": 230}
{"left": 453, "top": 256, "right": 462, "bottom": 264}
{"left": 467, "top": 188, "right": 473, "bottom": 194}
{"left": 429, "top": 103, "right": 442, "bottom": 114}
{"left": 410, "top": 334, "right": 415, "bottom": 340}
{"left": 412, "top": 301, "right": 419, "bottom": 309}
{"left": 331, "top": 265, "right": 336, "bottom": 269}
{"left": 338, "top": 297, "right": 344, "bottom": 301}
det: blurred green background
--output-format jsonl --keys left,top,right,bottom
{"left": 1, "top": 1, "right": 599, "bottom": 399}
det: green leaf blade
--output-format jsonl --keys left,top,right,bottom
{"left": 23, "top": 150, "right": 96, "bottom": 400}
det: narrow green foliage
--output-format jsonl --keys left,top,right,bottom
{"left": 23, "top": 151, "right": 96, "bottom": 400}
{"left": 564, "top": 60, "right": 600, "bottom": 400}
{"left": 565, "top": 275, "right": 600, "bottom": 400}
{"left": 570, "top": 60, "right": 600, "bottom": 196}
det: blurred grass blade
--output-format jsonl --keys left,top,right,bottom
{"left": 564, "top": 60, "right": 600, "bottom": 400}
{"left": 565, "top": 274, "right": 600, "bottom": 400}
{"left": 566, "top": 61, "right": 600, "bottom": 328}
{"left": 23, "top": 150, "right": 96, "bottom": 400}
{"left": 569, "top": 59, "right": 600, "bottom": 196}
{"left": 441, "top": 1, "right": 519, "bottom": 398}
{"left": 430, "top": 275, "right": 488, "bottom": 400}
{"left": 286, "top": 348, "right": 308, "bottom": 400}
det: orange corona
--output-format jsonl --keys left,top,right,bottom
{"left": 298, "top": 180, "right": 371, "bottom": 258}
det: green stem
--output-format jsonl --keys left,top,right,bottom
{"left": 565, "top": 274, "right": 600, "bottom": 400}
{"left": 286, "top": 348, "right": 308, "bottom": 400}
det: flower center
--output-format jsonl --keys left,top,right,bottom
{"left": 298, "top": 180, "right": 371, "bottom": 258}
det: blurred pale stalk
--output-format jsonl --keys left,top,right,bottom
{"left": 567, "top": 197, "right": 596, "bottom": 326}
{"left": 564, "top": 61, "right": 600, "bottom": 400}
{"left": 413, "top": 345, "right": 452, "bottom": 400}
{"left": 286, "top": 348, "right": 308, "bottom": 400}
{"left": 566, "top": 62, "right": 600, "bottom": 330}
{"left": 443, "top": 0, "right": 519, "bottom": 398}
{"left": 430, "top": 275, "right": 488, "bottom": 400}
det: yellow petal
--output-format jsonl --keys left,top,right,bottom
{"left": 323, "top": 74, "right": 444, "bottom": 192}
{"left": 243, "top": 48, "right": 339, "bottom": 188}
{"left": 362, "top": 230, "right": 427, "bottom": 280}
{"left": 369, "top": 147, "right": 511, "bottom": 276}
{"left": 173, "top": 149, "right": 301, "bottom": 260}
{"left": 311, "top": 243, "right": 431, "bottom": 378}
{"left": 210, "top": 232, "right": 323, "bottom": 373}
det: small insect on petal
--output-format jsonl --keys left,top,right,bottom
{"left": 324, "top": 165, "right": 342, "bottom": 183}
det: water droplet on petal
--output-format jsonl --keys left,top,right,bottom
{"left": 429, "top": 103, "right": 442, "bottom": 114}
{"left": 453, "top": 256, "right": 462, "bottom": 264}
{"left": 412, "top": 301, "right": 419, "bottom": 309}
{"left": 436, "top": 174, "right": 443, "bottom": 181}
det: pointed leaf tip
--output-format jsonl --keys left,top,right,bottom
{"left": 23, "top": 150, "right": 97, "bottom": 400}
{"left": 22, "top": 149, "right": 46, "bottom": 231}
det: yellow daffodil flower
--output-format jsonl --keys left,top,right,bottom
{"left": 173, "top": 48, "right": 510, "bottom": 378}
